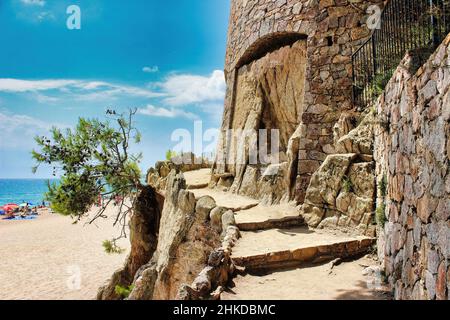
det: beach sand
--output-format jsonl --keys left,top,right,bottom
{"left": 0, "top": 206, "right": 130, "bottom": 300}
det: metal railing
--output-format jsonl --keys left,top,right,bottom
{"left": 352, "top": 0, "right": 450, "bottom": 109}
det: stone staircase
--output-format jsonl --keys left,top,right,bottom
{"left": 191, "top": 188, "right": 259, "bottom": 212}
{"left": 184, "top": 169, "right": 385, "bottom": 300}
{"left": 183, "top": 168, "right": 212, "bottom": 190}
{"left": 231, "top": 227, "right": 374, "bottom": 271}
{"left": 235, "top": 204, "right": 305, "bottom": 231}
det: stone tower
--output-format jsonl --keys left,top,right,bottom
{"left": 212, "top": 0, "right": 384, "bottom": 205}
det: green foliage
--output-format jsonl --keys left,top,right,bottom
{"left": 371, "top": 69, "right": 395, "bottom": 98}
{"left": 379, "top": 175, "right": 388, "bottom": 198}
{"left": 165, "top": 149, "right": 177, "bottom": 161}
{"left": 375, "top": 203, "right": 387, "bottom": 227}
{"left": 115, "top": 284, "right": 134, "bottom": 299}
{"left": 342, "top": 176, "right": 353, "bottom": 193}
{"left": 102, "top": 240, "right": 125, "bottom": 254}
{"left": 45, "top": 177, "right": 99, "bottom": 217}
{"left": 32, "top": 109, "right": 143, "bottom": 220}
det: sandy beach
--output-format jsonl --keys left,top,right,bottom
{"left": 0, "top": 207, "right": 130, "bottom": 300}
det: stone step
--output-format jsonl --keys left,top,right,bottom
{"left": 231, "top": 227, "right": 375, "bottom": 271}
{"left": 235, "top": 204, "right": 305, "bottom": 231}
{"left": 183, "top": 168, "right": 211, "bottom": 190}
{"left": 191, "top": 188, "right": 259, "bottom": 212}
{"left": 186, "top": 183, "right": 209, "bottom": 190}
{"left": 221, "top": 255, "right": 390, "bottom": 300}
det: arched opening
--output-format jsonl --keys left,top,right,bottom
{"left": 235, "top": 32, "right": 307, "bottom": 69}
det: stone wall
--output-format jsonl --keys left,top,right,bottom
{"left": 147, "top": 152, "right": 211, "bottom": 190}
{"left": 214, "top": 0, "right": 384, "bottom": 204}
{"left": 374, "top": 35, "right": 450, "bottom": 300}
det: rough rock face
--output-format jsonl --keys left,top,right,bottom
{"left": 336, "top": 112, "right": 374, "bottom": 155}
{"left": 128, "top": 171, "right": 221, "bottom": 300}
{"left": 230, "top": 39, "right": 306, "bottom": 160}
{"left": 147, "top": 153, "right": 211, "bottom": 190}
{"left": 301, "top": 111, "right": 376, "bottom": 236}
{"left": 231, "top": 162, "right": 291, "bottom": 205}
{"left": 374, "top": 36, "right": 450, "bottom": 300}
{"left": 177, "top": 224, "right": 241, "bottom": 300}
{"left": 214, "top": 0, "right": 384, "bottom": 205}
{"left": 212, "top": 40, "right": 307, "bottom": 204}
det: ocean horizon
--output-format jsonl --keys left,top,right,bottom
{"left": 0, "top": 176, "right": 148, "bottom": 206}
{"left": 0, "top": 179, "right": 59, "bottom": 206}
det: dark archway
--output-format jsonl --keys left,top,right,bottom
{"left": 235, "top": 32, "right": 307, "bottom": 69}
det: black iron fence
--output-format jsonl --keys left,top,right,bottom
{"left": 352, "top": 0, "right": 450, "bottom": 109}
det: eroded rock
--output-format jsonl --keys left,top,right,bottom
{"left": 97, "top": 185, "right": 163, "bottom": 300}
{"left": 128, "top": 171, "right": 220, "bottom": 300}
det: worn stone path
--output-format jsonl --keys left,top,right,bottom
{"left": 231, "top": 227, "right": 374, "bottom": 270}
{"left": 182, "top": 168, "right": 211, "bottom": 189}
{"left": 221, "top": 256, "right": 391, "bottom": 300}
{"left": 184, "top": 169, "right": 388, "bottom": 300}
{"left": 191, "top": 188, "right": 259, "bottom": 212}
{"left": 235, "top": 204, "right": 305, "bottom": 231}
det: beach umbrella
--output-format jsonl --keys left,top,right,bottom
{"left": 19, "top": 203, "right": 28, "bottom": 208}
{"left": 3, "top": 204, "right": 18, "bottom": 211}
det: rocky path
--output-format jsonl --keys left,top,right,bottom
{"left": 184, "top": 169, "right": 390, "bottom": 300}
{"left": 235, "top": 204, "right": 305, "bottom": 231}
{"left": 191, "top": 188, "right": 259, "bottom": 212}
{"left": 231, "top": 227, "right": 373, "bottom": 270}
{"left": 183, "top": 168, "right": 211, "bottom": 190}
{"left": 221, "top": 256, "right": 391, "bottom": 300}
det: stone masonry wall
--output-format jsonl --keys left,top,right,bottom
{"left": 374, "top": 35, "right": 450, "bottom": 300}
{"left": 215, "top": 0, "right": 384, "bottom": 204}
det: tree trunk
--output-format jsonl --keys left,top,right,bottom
{"left": 97, "top": 185, "right": 164, "bottom": 300}
{"left": 127, "top": 185, "right": 164, "bottom": 276}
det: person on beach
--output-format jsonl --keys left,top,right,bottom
{"left": 6, "top": 209, "right": 14, "bottom": 219}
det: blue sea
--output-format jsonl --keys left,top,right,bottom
{"left": 0, "top": 179, "right": 59, "bottom": 206}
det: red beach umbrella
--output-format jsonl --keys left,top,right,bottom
{"left": 3, "top": 204, "right": 19, "bottom": 212}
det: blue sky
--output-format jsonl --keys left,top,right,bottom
{"left": 0, "top": 0, "right": 230, "bottom": 178}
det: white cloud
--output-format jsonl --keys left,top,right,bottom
{"left": 142, "top": 66, "right": 159, "bottom": 73}
{"left": 35, "top": 93, "right": 59, "bottom": 104}
{"left": 0, "top": 112, "right": 68, "bottom": 149}
{"left": 73, "top": 81, "right": 109, "bottom": 90}
{"left": 36, "top": 11, "right": 55, "bottom": 21}
{"left": 15, "top": 0, "right": 56, "bottom": 23}
{"left": 0, "top": 70, "right": 225, "bottom": 120}
{"left": 197, "top": 102, "right": 225, "bottom": 122}
{"left": 137, "top": 104, "right": 198, "bottom": 120}
{"left": 109, "top": 85, "right": 165, "bottom": 99}
{"left": 159, "top": 70, "right": 225, "bottom": 107}
{"left": 20, "top": 0, "right": 46, "bottom": 6}
{"left": 0, "top": 79, "right": 78, "bottom": 92}
{"left": 0, "top": 78, "right": 164, "bottom": 101}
